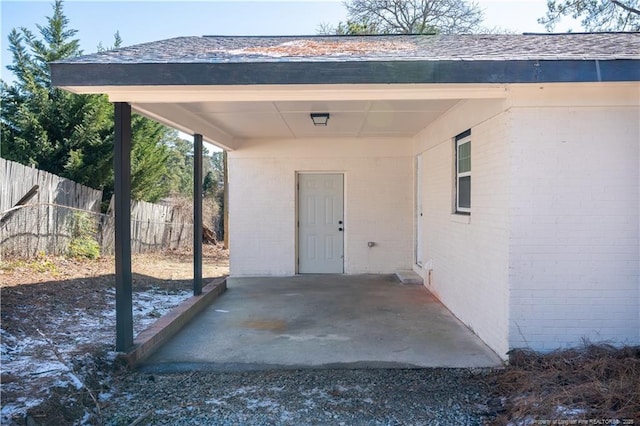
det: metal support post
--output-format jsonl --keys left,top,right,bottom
{"left": 193, "top": 133, "right": 203, "bottom": 296}
{"left": 114, "top": 102, "right": 133, "bottom": 352}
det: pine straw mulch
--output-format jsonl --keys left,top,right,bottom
{"left": 487, "top": 344, "right": 640, "bottom": 425}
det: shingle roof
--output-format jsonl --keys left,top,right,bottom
{"left": 51, "top": 33, "right": 640, "bottom": 86}
{"left": 58, "top": 33, "right": 640, "bottom": 64}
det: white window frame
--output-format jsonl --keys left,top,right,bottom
{"left": 455, "top": 131, "right": 471, "bottom": 214}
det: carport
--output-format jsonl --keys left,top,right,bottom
{"left": 50, "top": 35, "right": 508, "bottom": 355}
{"left": 50, "top": 35, "right": 512, "bottom": 355}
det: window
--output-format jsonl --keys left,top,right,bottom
{"left": 455, "top": 130, "right": 471, "bottom": 214}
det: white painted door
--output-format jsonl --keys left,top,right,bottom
{"left": 298, "top": 173, "right": 344, "bottom": 274}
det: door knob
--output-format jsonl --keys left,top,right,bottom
{"left": 338, "top": 220, "right": 343, "bottom": 224}
{"left": 338, "top": 227, "right": 343, "bottom": 231}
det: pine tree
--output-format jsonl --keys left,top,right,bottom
{"left": 1, "top": 0, "right": 180, "bottom": 205}
{"left": 1, "top": 1, "right": 113, "bottom": 188}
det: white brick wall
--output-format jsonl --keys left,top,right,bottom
{"left": 228, "top": 137, "right": 414, "bottom": 276}
{"left": 507, "top": 96, "right": 640, "bottom": 350}
{"left": 412, "top": 85, "right": 639, "bottom": 357}
{"left": 413, "top": 99, "right": 511, "bottom": 359}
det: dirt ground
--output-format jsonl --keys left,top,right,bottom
{"left": 1, "top": 244, "right": 228, "bottom": 341}
{"left": 0, "top": 244, "right": 228, "bottom": 425}
{"left": 1, "top": 244, "right": 228, "bottom": 342}
{"left": 0, "top": 244, "right": 229, "bottom": 288}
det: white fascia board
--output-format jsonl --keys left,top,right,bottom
{"left": 60, "top": 83, "right": 508, "bottom": 103}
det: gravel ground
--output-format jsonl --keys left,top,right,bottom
{"left": 101, "top": 368, "right": 494, "bottom": 425}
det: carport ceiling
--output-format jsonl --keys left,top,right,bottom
{"left": 135, "top": 98, "right": 460, "bottom": 140}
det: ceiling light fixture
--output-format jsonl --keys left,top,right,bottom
{"left": 310, "top": 113, "right": 330, "bottom": 126}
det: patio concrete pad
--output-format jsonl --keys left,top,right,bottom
{"left": 141, "top": 275, "right": 503, "bottom": 372}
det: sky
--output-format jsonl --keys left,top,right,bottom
{"left": 0, "top": 0, "right": 580, "bottom": 83}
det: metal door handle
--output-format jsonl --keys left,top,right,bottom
{"left": 338, "top": 220, "right": 343, "bottom": 224}
{"left": 338, "top": 227, "right": 343, "bottom": 231}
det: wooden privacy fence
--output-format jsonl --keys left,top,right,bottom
{"left": 1, "top": 158, "right": 102, "bottom": 257}
{"left": 100, "top": 198, "right": 193, "bottom": 255}
{"left": 1, "top": 159, "right": 193, "bottom": 258}
{"left": 0, "top": 159, "right": 103, "bottom": 213}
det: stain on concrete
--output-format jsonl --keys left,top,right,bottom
{"left": 277, "top": 334, "right": 350, "bottom": 342}
{"left": 242, "top": 319, "right": 288, "bottom": 332}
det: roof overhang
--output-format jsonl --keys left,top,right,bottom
{"left": 49, "top": 33, "right": 640, "bottom": 150}
{"left": 50, "top": 59, "right": 640, "bottom": 88}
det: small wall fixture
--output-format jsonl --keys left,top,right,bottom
{"left": 310, "top": 113, "right": 330, "bottom": 126}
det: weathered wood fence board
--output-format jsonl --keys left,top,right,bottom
{"left": 0, "top": 158, "right": 103, "bottom": 213}
{"left": 1, "top": 159, "right": 193, "bottom": 258}
{"left": 1, "top": 159, "right": 103, "bottom": 257}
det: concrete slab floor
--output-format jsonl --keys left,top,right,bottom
{"left": 141, "top": 274, "right": 503, "bottom": 372}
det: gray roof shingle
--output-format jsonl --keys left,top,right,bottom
{"left": 58, "top": 33, "right": 640, "bottom": 64}
{"left": 50, "top": 33, "right": 640, "bottom": 86}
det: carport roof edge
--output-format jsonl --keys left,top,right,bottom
{"left": 50, "top": 33, "right": 640, "bottom": 87}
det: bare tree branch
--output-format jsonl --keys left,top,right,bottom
{"left": 343, "top": 0, "right": 484, "bottom": 34}
{"left": 539, "top": 0, "right": 640, "bottom": 31}
{"left": 610, "top": 0, "right": 640, "bottom": 15}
